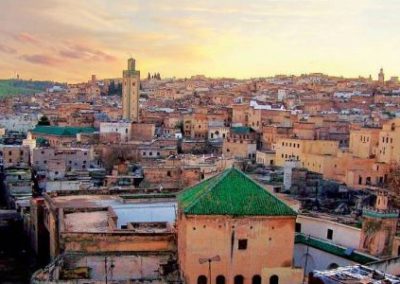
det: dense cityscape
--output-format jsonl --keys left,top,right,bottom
{"left": 1, "top": 1, "right": 400, "bottom": 284}
{"left": 0, "top": 59, "right": 400, "bottom": 283}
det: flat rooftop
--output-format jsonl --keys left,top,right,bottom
{"left": 311, "top": 265, "right": 400, "bottom": 283}
{"left": 56, "top": 194, "right": 177, "bottom": 232}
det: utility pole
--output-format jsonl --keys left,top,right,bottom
{"left": 302, "top": 235, "right": 310, "bottom": 284}
{"left": 105, "top": 256, "right": 108, "bottom": 284}
{"left": 199, "top": 255, "right": 221, "bottom": 284}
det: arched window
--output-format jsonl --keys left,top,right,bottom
{"left": 252, "top": 275, "right": 262, "bottom": 284}
{"left": 198, "top": 275, "right": 207, "bottom": 284}
{"left": 270, "top": 275, "right": 279, "bottom": 284}
{"left": 216, "top": 275, "right": 225, "bottom": 284}
{"left": 234, "top": 275, "right": 244, "bottom": 284}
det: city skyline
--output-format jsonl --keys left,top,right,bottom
{"left": 1, "top": 0, "right": 400, "bottom": 82}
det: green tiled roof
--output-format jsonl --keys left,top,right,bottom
{"left": 231, "top": 126, "right": 253, "bottom": 134}
{"left": 31, "top": 126, "right": 96, "bottom": 137}
{"left": 177, "top": 167, "right": 297, "bottom": 216}
{"left": 295, "top": 234, "right": 378, "bottom": 264}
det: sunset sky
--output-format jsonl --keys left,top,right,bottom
{"left": 0, "top": 0, "right": 399, "bottom": 83}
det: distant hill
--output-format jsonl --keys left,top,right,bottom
{"left": 0, "top": 79, "right": 55, "bottom": 97}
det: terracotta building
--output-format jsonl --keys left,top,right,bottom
{"left": 177, "top": 168, "right": 303, "bottom": 284}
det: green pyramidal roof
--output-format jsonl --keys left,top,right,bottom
{"left": 31, "top": 126, "right": 96, "bottom": 137}
{"left": 178, "top": 167, "right": 297, "bottom": 216}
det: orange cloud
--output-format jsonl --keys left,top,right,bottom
{"left": 0, "top": 43, "right": 17, "bottom": 54}
{"left": 20, "top": 54, "right": 62, "bottom": 66}
{"left": 15, "top": 32, "right": 41, "bottom": 44}
{"left": 59, "top": 44, "right": 116, "bottom": 62}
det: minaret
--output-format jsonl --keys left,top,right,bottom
{"left": 378, "top": 68, "right": 385, "bottom": 86}
{"left": 359, "top": 191, "right": 399, "bottom": 256}
{"left": 122, "top": 58, "right": 140, "bottom": 121}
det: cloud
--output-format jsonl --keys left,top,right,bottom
{"left": 0, "top": 43, "right": 17, "bottom": 54}
{"left": 14, "top": 32, "right": 41, "bottom": 44}
{"left": 20, "top": 54, "right": 62, "bottom": 66}
{"left": 59, "top": 44, "right": 116, "bottom": 62}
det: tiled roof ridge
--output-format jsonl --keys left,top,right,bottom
{"left": 234, "top": 167, "right": 293, "bottom": 211}
{"left": 182, "top": 168, "right": 232, "bottom": 213}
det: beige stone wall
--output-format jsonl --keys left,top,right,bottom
{"left": 223, "top": 140, "right": 256, "bottom": 159}
{"left": 349, "top": 128, "right": 380, "bottom": 159}
{"left": 131, "top": 123, "right": 155, "bottom": 141}
{"left": 61, "top": 232, "right": 176, "bottom": 253}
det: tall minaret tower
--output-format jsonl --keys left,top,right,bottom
{"left": 122, "top": 58, "right": 140, "bottom": 121}
{"left": 378, "top": 68, "right": 385, "bottom": 86}
{"left": 359, "top": 191, "right": 399, "bottom": 257}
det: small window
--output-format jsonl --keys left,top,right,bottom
{"left": 252, "top": 275, "right": 262, "bottom": 284}
{"left": 238, "top": 239, "right": 248, "bottom": 250}
{"left": 198, "top": 275, "right": 207, "bottom": 284}
{"left": 327, "top": 229, "right": 333, "bottom": 240}
{"left": 295, "top": 222, "right": 301, "bottom": 233}
{"left": 234, "top": 275, "right": 244, "bottom": 284}
{"left": 216, "top": 275, "right": 226, "bottom": 284}
{"left": 270, "top": 275, "right": 279, "bottom": 284}
{"left": 167, "top": 171, "right": 171, "bottom": 177}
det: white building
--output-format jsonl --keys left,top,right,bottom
{"left": 100, "top": 121, "right": 132, "bottom": 142}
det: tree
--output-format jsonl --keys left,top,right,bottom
{"left": 99, "top": 146, "right": 139, "bottom": 173}
{"left": 387, "top": 163, "right": 400, "bottom": 208}
{"left": 37, "top": 116, "right": 50, "bottom": 126}
{"left": 147, "top": 72, "right": 151, "bottom": 80}
{"left": 387, "top": 164, "right": 400, "bottom": 194}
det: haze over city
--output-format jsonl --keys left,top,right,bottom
{"left": 1, "top": 0, "right": 400, "bottom": 82}
{"left": 1, "top": 1, "right": 400, "bottom": 284}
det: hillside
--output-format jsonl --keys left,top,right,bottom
{"left": 0, "top": 79, "right": 53, "bottom": 97}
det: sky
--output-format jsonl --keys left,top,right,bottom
{"left": 0, "top": 0, "right": 399, "bottom": 83}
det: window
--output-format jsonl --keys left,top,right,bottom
{"left": 198, "top": 275, "right": 207, "bottom": 284}
{"left": 167, "top": 171, "right": 171, "bottom": 177}
{"left": 295, "top": 222, "right": 301, "bottom": 233}
{"left": 216, "top": 275, "right": 225, "bottom": 284}
{"left": 269, "top": 275, "right": 279, "bottom": 284}
{"left": 234, "top": 275, "right": 244, "bottom": 284}
{"left": 252, "top": 275, "right": 261, "bottom": 284}
{"left": 327, "top": 229, "right": 333, "bottom": 240}
{"left": 238, "top": 239, "right": 248, "bottom": 250}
